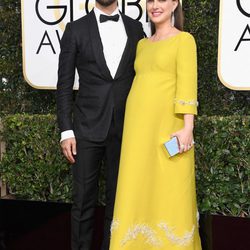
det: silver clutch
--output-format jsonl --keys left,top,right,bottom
{"left": 163, "top": 136, "right": 179, "bottom": 157}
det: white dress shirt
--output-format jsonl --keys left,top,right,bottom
{"left": 60, "top": 6, "right": 127, "bottom": 142}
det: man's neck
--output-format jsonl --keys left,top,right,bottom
{"left": 95, "top": 2, "right": 118, "bottom": 15}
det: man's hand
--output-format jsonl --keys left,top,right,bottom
{"left": 61, "top": 137, "right": 77, "bottom": 164}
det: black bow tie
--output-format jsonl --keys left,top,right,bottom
{"left": 99, "top": 14, "right": 119, "bottom": 23}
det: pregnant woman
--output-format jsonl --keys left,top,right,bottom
{"left": 110, "top": 0, "right": 202, "bottom": 249}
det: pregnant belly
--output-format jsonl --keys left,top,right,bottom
{"left": 126, "top": 75, "right": 174, "bottom": 113}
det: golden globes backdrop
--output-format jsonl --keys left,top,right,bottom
{"left": 218, "top": 0, "right": 250, "bottom": 90}
{"left": 23, "top": 1, "right": 250, "bottom": 91}
{"left": 21, "top": 0, "right": 151, "bottom": 89}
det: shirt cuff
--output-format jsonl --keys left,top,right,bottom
{"left": 60, "top": 130, "right": 75, "bottom": 143}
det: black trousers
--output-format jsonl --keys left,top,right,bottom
{"left": 71, "top": 119, "right": 122, "bottom": 250}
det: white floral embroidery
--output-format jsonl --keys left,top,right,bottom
{"left": 110, "top": 219, "right": 120, "bottom": 234}
{"left": 174, "top": 99, "right": 199, "bottom": 106}
{"left": 121, "top": 224, "right": 162, "bottom": 247}
{"left": 158, "top": 222, "right": 195, "bottom": 246}
{"left": 112, "top": 220, "right": 196, "bottom": 248}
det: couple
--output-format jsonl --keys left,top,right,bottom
{"left": 57, "top": 0, "right": 202, "bottom": 249}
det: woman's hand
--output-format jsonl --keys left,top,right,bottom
{"left": 171, "top": 114, "right": 195, "bottom": 153}
{"left": 171, "top": 127, "right": 194, "bottom": 153}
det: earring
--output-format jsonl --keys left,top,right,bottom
{"left": 171, "top": 11, "right": 175, "bottom": 27}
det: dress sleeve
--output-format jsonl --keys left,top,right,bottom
{"left": 174, "top": 33, "right": 198, "bottom": 115}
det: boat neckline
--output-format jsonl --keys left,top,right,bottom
{"left": 145, "top": 31, "right": 184, "bottom": 43}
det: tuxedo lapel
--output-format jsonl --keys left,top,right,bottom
{"left": 114, "top": 13, "right": 133, "bottom": 80}
{"left": 88, "top": 10, "right": 112, "bottom": 80}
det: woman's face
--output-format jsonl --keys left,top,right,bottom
{"left": 147, "top": 0, "right": 178, "bottom": 25}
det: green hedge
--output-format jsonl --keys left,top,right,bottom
{"left": 0, "top": 115, "right": 249, "bottom": 217}
{"left": 0, "top": 0, "right": 56, "bottom": 115}
{"left": 195, "top": 116, "right": 249, "bottom": 217}
{"left": 0, "top": 115, "right": 71, "bottom": 202}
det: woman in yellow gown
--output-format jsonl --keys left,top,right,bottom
{"left": 109, "top": 0, "right": 202, "bottom": 249}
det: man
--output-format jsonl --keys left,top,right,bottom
{"left": 56, "top": 0, "right": 144, "bottom": 249}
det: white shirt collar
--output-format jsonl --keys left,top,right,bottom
{"left": 94, "top": 6, "right": 120, "bottom": 22}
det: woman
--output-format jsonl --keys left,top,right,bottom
{"left": 109, "top": 0, "right": 202, "bottom": 249}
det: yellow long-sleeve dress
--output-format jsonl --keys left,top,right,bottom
{"left": 109, "top": 32, "right": 202, "bottom": 250}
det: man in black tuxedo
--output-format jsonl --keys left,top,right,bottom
{"left": 56, "top": 0, "right": 144, "bottom": 249}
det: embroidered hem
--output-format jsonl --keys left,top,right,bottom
{"left": 111, "top": 219, "right": 196, "bottom": 248}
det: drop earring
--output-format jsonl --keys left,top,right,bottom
{"left": 171, "top": 11, "right": 175, "bottom": 27}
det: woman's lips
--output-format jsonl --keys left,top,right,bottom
{"left": 151, "top": 11, "right": 163, "bottom": 17}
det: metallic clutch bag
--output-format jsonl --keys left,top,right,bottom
{"left": 164, "top": 136, "right": 179, "bottom": 157}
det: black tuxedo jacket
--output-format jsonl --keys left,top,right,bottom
{"left": 56, "top": 10, "right": 144, "bottom": 141}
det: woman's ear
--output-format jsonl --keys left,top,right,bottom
{"left": 172, "top": 0, "right": 179, "bottom": 12}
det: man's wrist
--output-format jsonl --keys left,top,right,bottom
{"left": 60, "top": 130, "right": 75, "bottom": 142}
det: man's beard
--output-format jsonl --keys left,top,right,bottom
{"left": 96, "top": 0, "right": 117, "bottom": 7}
